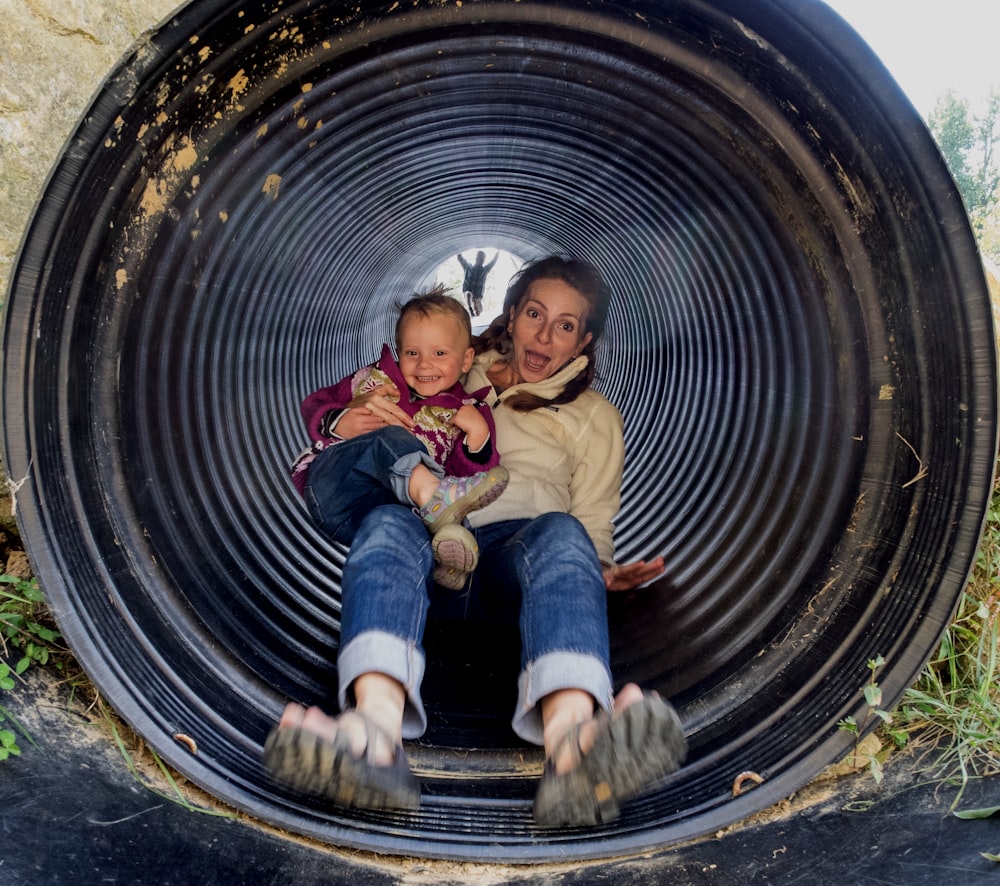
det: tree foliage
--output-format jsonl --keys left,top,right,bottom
{"left": 928, "top": 88, "right": 1000, "bottom": 261}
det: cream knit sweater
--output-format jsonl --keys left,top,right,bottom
{"left": 464, "top": 350, "right": 624, "bottom": 566}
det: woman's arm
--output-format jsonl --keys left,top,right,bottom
{"left": 569, "top": 395, "right": 666, "bottom": 592}
{"left": 300, "top": 374, "right": 358, "bottom": 440}
{"left": 566, "top": 395, "right": 625, "bottom": 567}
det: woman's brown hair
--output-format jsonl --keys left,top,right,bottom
{"left": 475, "top": 256, "right": 611, "bottom": 411}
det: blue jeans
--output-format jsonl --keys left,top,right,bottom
{"left": 335, "top": 504, "right": 614, "bottom": 745}
{"left": 303, "top": 426, "right": 443, "bottom": 545}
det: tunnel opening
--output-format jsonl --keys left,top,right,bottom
{"left": 432, "top": 248, "right": 525, "bottom": 327}
{"left": 3, "top": 0, "right": 996, "bottom": 863}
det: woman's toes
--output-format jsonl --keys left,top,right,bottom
{"left": 612, "top": 682, "right": 645, "bottom": 714}
{"left": 276, "top": 704, "right": 398, "bottom": 767}
{"left": 278, "top": 701, "right": 308, "bottom": 729}
{"left": 299, "top": 705, "right": 346, "bottom": 743}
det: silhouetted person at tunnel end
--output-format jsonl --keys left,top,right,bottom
{"left": 458, "top": 250, "right": 497, "bottom": 317}
{"left": 265, "top": 256, "right": 688, "bottom": 829}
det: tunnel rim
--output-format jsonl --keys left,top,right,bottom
{"left": 3, "top": 0, "right": 997, "bottom": 863}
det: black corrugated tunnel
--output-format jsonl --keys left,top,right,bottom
{"left": 2, "top": 0, "right": 996, "bottom": 863}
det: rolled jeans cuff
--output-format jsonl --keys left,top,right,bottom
{"left": 338, "top": 630, "right": 428, "bottom": 739}
{"left": 389, "top": 451, "right": 444, "bottom": 507}
{"left": 512, "top": 651, "right": 615, "bottom": 746}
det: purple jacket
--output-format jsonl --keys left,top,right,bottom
{"left": 291, "top": 344, "right": 499, "bottom": 494}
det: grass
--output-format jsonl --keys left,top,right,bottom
{"left": 0, "top": 572, "right": 68, "bottom": 759}
{"left": 885, "top": 464, "right": 1000, "bottom": 804}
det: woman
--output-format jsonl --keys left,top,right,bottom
{"left": 265, "top": 256, "right": 687, "bottom": 828}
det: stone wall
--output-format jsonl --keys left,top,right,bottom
{"left": 0, "top": 0, "right": 180, "bottom": 305}
{"left": 0, "top": 0, "right": 179, "bottom": 523}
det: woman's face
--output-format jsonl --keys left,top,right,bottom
{"left": 506, "top": 278, "right": 593, "bottom": 385}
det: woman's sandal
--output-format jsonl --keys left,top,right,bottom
{"left": 263, "top": 710, "right": 420, "bottom": 811}
{"left": 533, "top": 693, "right": 687, "bottom": 828}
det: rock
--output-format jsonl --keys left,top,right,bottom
{"left": 0, "top": 0, "right": 179, "bottom": 301}
{"left": 5, "top": 549, "right": 33, "bottom": 580}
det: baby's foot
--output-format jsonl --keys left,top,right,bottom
{"left": 417, "top": 466, "right": 508, "bottom": 532}
{"left": 432, "top": 523, "right": 478, "bottom": 590}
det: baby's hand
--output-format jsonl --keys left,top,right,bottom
{"left": 451, "top": 404, "right": 489, "bottom": 451}
{"left": 345, "top": 384, "right": 413, "bottom": 432}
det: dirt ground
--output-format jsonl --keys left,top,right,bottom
{"left": 8, "top": 648, "right": 888, "bottom": 886}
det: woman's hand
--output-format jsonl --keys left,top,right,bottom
{"left": 336, "top": 384, "right": 413, "bottom": 439}
{"left": 450, "top": 404, "right": 490, "bottom": 451}
{"left": 602, "top": 556, "right": 665, "bottom": 592}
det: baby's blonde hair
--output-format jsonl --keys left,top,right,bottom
{"left": 394, "top": 285, "right": 472, "bottom": 351}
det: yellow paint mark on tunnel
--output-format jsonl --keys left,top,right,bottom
{"left": 228, "top": 69, "right": 250, "bottom": 100}
{"left": 263, "top": 174, "right": 282, "bottom": 201}
{"left": 167, "top": 137, "right": 198, "bottom": 174}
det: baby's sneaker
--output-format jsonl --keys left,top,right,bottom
{"left": 417, "top": 466, "right": 509, "bottom": 533}
{"left": 432, "top": 523, "right": 478, "bottom": 591}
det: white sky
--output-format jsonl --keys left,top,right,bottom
{"left": 823, "top": 0, "right": 999, "bottom": 117}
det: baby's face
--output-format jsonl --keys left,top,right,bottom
{"left": 397, "top": 313, "right": 474, "bottom": 397}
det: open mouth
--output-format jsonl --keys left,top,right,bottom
{"left": 523, "top": 351, "right": 550, "bottom": 373}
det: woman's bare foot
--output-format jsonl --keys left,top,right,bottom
{"left": 534, "top": 683, "right": 686, "bottom": 827}
{"left": 542, "top": 683, "right": 646, "bottom": 775}
{"left": 277, "top": 702, "right": 397, "bottom": 768}
{"left": 265, "top": 687, "right": 419, "bottom": 810}
{"left": 277, "top": 671, "right": 405, "bottom": 768}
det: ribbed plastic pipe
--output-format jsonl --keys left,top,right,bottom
{"left": 3, "top": 0, "right": 996, "bottom": 863}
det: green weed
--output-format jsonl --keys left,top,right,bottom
{"left": 0, "top": 572, "right": 69, "bottom": 758}
{"left": 0, "top": 573, "right": 65, "bottom": 671}
{"left": 887, "top": 466, "right": 1000, "bottom": 804}
{"left": 838, "top": 655, "right": 894, "bottom": 783}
